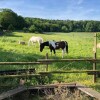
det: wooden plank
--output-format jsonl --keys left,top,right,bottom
{"left": 38, "top": 59, "right": 100, "bottom": 63}
{"left": 0, "top": 86, "right": 26, "bottom": 100}
{"left": 0, "top": 62, "right": 51, "bottom": 65}
{"left": 0, "top": 83, "right": 76, "bottom": 100}
{"left": 0, "top": 83, "right": 99, "bottom": 100}
{"left": 93, "top": 33, "right": 97, "bottom": 83}
{"left": 39, "top": 70, "right": 100, "bottom": 74}
{"left": 0, "top": 70, "right": 100, "bottom": 77}
{"left": 76, "top": 83, "right": 100, "bottom": 100}
{"left": 0, "top": 68, "right": 35, "bottom": 75}
{"left": 45, "top": 53, "right": 49, "bottom": 71}
{"left": 28, "top": 83, "right": 76, "bottom": 89}
{"left": 87, "top": 71, "right": 100, "bottom": 75}
{"left": 0, "top": 74, "right": 40, "bottom": 78}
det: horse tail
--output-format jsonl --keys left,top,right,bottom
{"left": 65, "top": 41, "right": 68, "bottom": 53}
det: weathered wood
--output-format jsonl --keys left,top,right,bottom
{"left": 0, "top": 61, "right": 51, "bottom": 65}
{"left": 87, "top": 71, "right": 100, "bottom": 75}
{"left": 0, "top": 68, "right": 35, "bottom": 75}
{"left": 1, "top": 70, "right": 99, "bottom": 78}
{"left": 0, "top": 83, "right": 76, "bottom": 100}
{"left": 39, "top": 70, "right": 100, "bottom": 75}
{"left": 28, "top": 83, "right": 76, "bottom": 89}
{"left": 38, "top": 59, "right": 100, "bottom": 63}
{"left": 0, "top": 74, "right": 40, "bottom": 78}
{"left": 0, "top": 83, "right": 100, "bottom": 100}
{"left": 93, "top": 33, "right": 97, "bottom": 83}
{"left": 0, "top": 83, "right": 76, "bottom": 88}
{"left": 0, "top": 86, "right": 26, "bottom": 100}
{"left": 77, "top": 83, "right": 100, "bottom": 100}
{"left": 45, "top": 53, "right": 49, "bottom": 71}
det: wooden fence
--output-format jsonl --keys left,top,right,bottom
{"left": 0, "top": 57, "right": 100, "bottom": 82}
{"left": 0, "top": 61, "right": 51, "bottom": 78}
{"left": 38, "top": 54, "right": 100, "bottom": 83}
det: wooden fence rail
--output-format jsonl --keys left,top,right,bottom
{"left": 38, "top": 55, "right": 100, "bottom": 83}
{"left": 38, "top": 59, "right": 100, "bottom": 63}
{"left": 0, "top": 61, "right": 51, "bottom": 77}
{"left": 0, "top": 68, "right": 36, "bottom": 75}
{"left": 0, "top": 58, "right": 100, "bottom": 82}
{"left": 39, "top": 70, "right": 100, "bottom": 75}
{"left": 0, "top": 74, "right": 40, "bottom": 78}
{"left": 0, "top": 62, "right": 51, "bottom": 65}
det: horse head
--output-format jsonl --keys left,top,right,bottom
{"left": 40, "top": 43, "right": 44, "bottom": 52}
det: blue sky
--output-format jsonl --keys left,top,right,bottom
{"left": 0, "top": 0, "right": 100, "bottom": 20}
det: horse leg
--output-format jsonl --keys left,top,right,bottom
{"left": 52, "top": 48, "right": 56, "bottom": 57}
{"left": 62, "top": 47, "right": 67, "bottom": 58}
{"left": 32, "top": 42, "right": 36, "bottom": 47}
{"left": 64, "top": 46, "right": 66, "bottom": 53}
{"left": 62, "top": 50, "right": 64, "bottom": 58}
{"left": 49, "top": 46, "right": 56, "bottom": 56}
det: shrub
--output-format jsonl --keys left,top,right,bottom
{"left": 29, "top": 25, "right": 36, "bottom": 33}
{"left": 7, "top": 24, "right": 15, "bottom": 31}
{"left": 23, "top": 27, "right": 28, "bottom": 33}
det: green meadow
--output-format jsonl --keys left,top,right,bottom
{"left": 0, "top": 32, "right": 100, "bottom": 92}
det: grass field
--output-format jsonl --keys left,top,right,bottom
{"left": 0, "top": 32, "right": 100, "bottom": 92}
{"left": 0, "top": 32, "right": 96, "bottom": 61}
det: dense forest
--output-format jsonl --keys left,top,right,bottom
{"left": 0, "top": 8, "right": 100, "bottom": 34}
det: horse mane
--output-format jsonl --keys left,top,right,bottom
{"left": 41, "top": 41, "right": 49, "bottom": 46}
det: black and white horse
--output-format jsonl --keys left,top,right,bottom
{"left": 40, "top": 40, "right": 68, "bottom": 58}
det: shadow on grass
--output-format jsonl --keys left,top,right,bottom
{"left": 0, "top": 48, "right": 44, "bottom": 62}
{"left": 4, "top": 34, "right": 23, "bottom": 37}
{"left": 3, "top": 31, "right": 23, "bottom": 37}
{"left": 43, "top": 32, "right": 70, "bottom": 35}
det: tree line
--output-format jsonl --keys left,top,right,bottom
{"left": 0, "top": 9, "right": 100, "bottom": 34}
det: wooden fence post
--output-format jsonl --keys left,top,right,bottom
{"left": 93, "top": 33, "right": 97, "bottom": 83}
{"left": 45, "top": 53, "right": 48, "bottom": 71}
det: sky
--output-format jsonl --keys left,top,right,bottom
{"left": 0, "top": 0, "right": 100, "bottom": 20}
